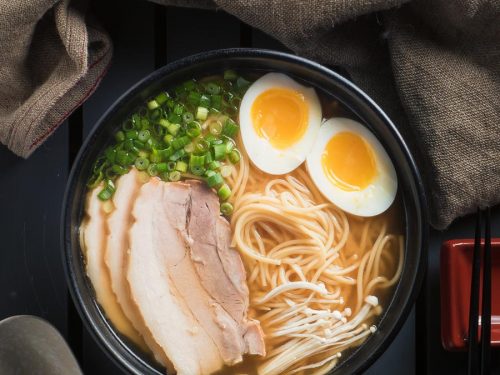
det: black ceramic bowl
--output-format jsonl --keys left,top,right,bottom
{"left": 62, "top": 48, "right": 428, "bottom": 375}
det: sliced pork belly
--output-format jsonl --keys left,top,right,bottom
{"left": 81, "top": 186, "right": 143, "bottom": 347}
{"left": 104, "top": 170, "right": 168, "bottom": 367}
{"left": 188, "top": 181, "right": 266, "bottom": 356}
{"left": 128, "top": 180, "right": 223, "bottom": 375}
{"left": 127, "top": 179, "right": 265, "bottom": 375}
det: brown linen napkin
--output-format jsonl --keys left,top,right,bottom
{"left": 152, "top": 0, "right": 500, "bottom": 229}
{"left": 0, "top": 0, "right": 111, "bottom": 158}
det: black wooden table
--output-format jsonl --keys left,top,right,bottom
{"left": 1, "top": 1, "right": 499, "bottom": 374}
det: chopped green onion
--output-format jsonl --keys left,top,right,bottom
{"left": 140, "top": 118, "right": 150, "bottom": 129}
{"left": 166, "top": 98, "right": 175, "bottom": 109}
{"left": 146, "top": 137, "right": 159, "bottom": 151}
{"left": 156, "top": 162, "right": 168, "bottom": 172}
{"left": 138, "top": 129, "right": 151, "bottom": 142}
{"left": 115, "top": 131, "right": 125, "bottom": 142}
{"left": 206, "top": 82, "right": 220, "bottom": 95}
{"left": 159, "top": 171, "right": 169, "bottom": 182}
{"left": 149, "top": 108, "right": 162, "bottom": 121}
{"left": 184, "top": 142, "right": 195, "bottom": 153}
{"left": 194, "top": 139, "right": 210, "bottom": 154}
{"left": 229, "top": 149, "right": 241, "bottom": 164}
{"left": 97, "top": 180, "right": 116, "bottom": 201}
{"left": 172, "top": 136, "right": 190, "bottom": 150}
{"left": 224, "top": 70, "right": 237, "bottom": 81}
{"left": 208, "top": 161, "right": 221, "bottom": 170}
{"left": 133, "top": 140, "right": 145, "bottom": 149}
{"left": 116, "top": 150, "right": 129, "bottom": 166}
{"left": 138, "top": 150, "right": 149, "bottom": 159}
{"left": 191, "top": 166, "right": 205, "bottom": 176}
{"left": 205, "top": 134, "right": 217, "bottom": 144}
{"left": 199, "top": 95, "right": 210, "bottom": 108}
{"left": 132, "top": 114, "right": 141, "bottom": 127}
{"left": 147, "top": 163, "right": 158, "bottom": 176}
{"left": 87, "top": 170, "right": 104, "bottom": 189}
{"left": 222, "top": 118, "right": 239, "bottom": 137}
{"left": 104, "top": 167, "right": 115, "bottom": 179}
{"left": 204, "top": 149, "right": 213, "bottom": 163}
{"left": 112, "top": 165, "right": 128, "bottom": 175}
{"left": 105, "top": 148, "right": 116, "bottom": 163}
{"left": 158, "top": 118, "right": 169, "bottom": 128}
{"left": 186, "top": 121, "right": 201, "bottom": 138}
{"left": 98, "top": 188, "right": 113, "bottom": 201}
{"left": 220, "top": 202, "right": 233, "bottom": 215}
{"left": 135, "top": 157, "right": 150, "bottom": 171}
{"left": 175, "top": 160, "right": 188, "bottom": 172}
{"left": 169, "top": 170, "right": 181, "bottom": 182}
{"left": 150, "top": 149, "right": 161, "bottom": 163}
{"left": 167, "top": 123, "right": 180, "bottom": 136}
{"left": 125, "top": 130, "right": 138, "bottom": 140}
{"left": 163, "top": 134, "right": 174, "bottom": 144}
{"left": 189, "top": 154, "right": 206, "bottom": 175}
{"left": 205, "top": 170, "right": 216, "bottom": 178}
{"left": 122, "top": 119, "right": 134, "bottom": 131}
{"left": 207, "top": 172, "right": 223, "bottom": 188}
{"left": 182, "top": 112, "right": 194, "bottom": 124}
{"left": 209, "top": 120, "right": 223, "bottom": 135}
{"left": 126, "top": 153, "right": 136, "bottom": 165}
{"left": 189, "top": 154, "right": 205, "bottom": 168}
{"left": 225, "top": 141, "right": 234, "bottom": 154}
{"left": 211, "top": 94, "right": 222, "bottom": 110}
{"left": 196, "top": 107, "right": 209, "bottom": 121}
{"left": 147, "top": 100, "right": 159, "bottom": 110}
{"left": 174, "top": 103, "right": 184, "bottom": 115}
{"left": 155, "top": 92, "right": 169, "bottom": 105}
{"left": 213, "top": 144, "right": 226, "bottom": 160}
{"left": 169, "top": 149, "right": 186, "bottom": 161}
{"left": 158, "top": 146, "right": 173, "bottom": 160}
{"left": 218, "top": 183, "right": 231, "bottom": 201}
{"left": 153, "top": 124, "right": 165, "bottom": 137}
{"left": 124, "top": 140, "right": 138, "bottom": 154}
{"left": 167, "top": 113, "right": 181, "bottom": 123}
{"left": 188, "top": 91, "right": 201, "bottom": 106}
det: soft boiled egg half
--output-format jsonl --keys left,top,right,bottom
{"left": 239, "top": 73, "right": 322, "bottom": 174}
{"left": 306, "top": 118, "right": 397, "bottom": 217}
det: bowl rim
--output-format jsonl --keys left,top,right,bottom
{"left": 61, "top": 47, "right": 429, "bottom": 375}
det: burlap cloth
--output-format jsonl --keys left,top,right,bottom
{"left": 0, "top": 0, "right": 498, "bottom": 229}
{"left": 0, "top": 0, "right": 111, "bottom": 158}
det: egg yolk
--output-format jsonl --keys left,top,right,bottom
{"left": 322, "top": 131, "right": 377, "bottom": 191}
{"left": 251, "top": 88, "right": 309, "bottom": 149}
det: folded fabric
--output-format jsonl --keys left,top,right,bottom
{"left": 152, "top": 0, "right": 500, "bottom": 229}
{"left": 0, "top": 0, "right": 111, "bottom": 158}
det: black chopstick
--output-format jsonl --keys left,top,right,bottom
{"left": 468, "top": 208, "right": 482, "bottom": 375}
{"left": 480, "top": 207, "right": 491, "bottom": 375}
{"left": 467, "top": 207, "right": 492, "bottom": 375}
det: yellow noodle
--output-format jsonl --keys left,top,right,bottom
{"left": 227, "top": 141, "right": 404, "bottom": 375}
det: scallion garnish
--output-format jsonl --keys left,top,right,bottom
{"left": 135, "top": 157, "right": 150, "bottom": 171}
{"left": 220, "top": 202, "right": 233, "bottom": 215}
{"left": 88, "top": 70, "right": 252, "bottom": 211}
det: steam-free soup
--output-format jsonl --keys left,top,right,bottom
{"left": 80, "top": 70, "right": 403, "bottom": 375}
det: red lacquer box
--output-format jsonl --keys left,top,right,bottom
{"left": 441, "top": 239, "right": 500, "bottom": 350}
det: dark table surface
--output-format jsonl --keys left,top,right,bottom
{"left": 1, "top": 1, "right": 499, "bottom": 374}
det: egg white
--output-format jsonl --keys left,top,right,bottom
{"left": 239, "top": 73, "right": 322, "bottom": 175}
{"left": 306, "top": 118, "right": 398, "bottom": 217}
